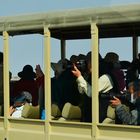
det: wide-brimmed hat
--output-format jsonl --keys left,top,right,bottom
{"left": 18, "top": 65, "right": 36, "bottom": 79}
{"left": 51, "top": 60, "right": 64, "bottom": 74}
{"left": 51, "top": 59, "right": 69, "bottom": 74}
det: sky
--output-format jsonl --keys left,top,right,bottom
{"left": 0, "top": 0, "right": 140, "bottom": 77}
{"left": 0, "top": 0, "right": 140, "bottom": 16}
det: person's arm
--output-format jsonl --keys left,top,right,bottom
{"left": 116, "top": 104, "right": 138, "bottom": 125}
{"left": 72, "top": 65, "right": 92, "bottom": 97}
{"left": 35, "top": 65, "right": 44, "bottom": 88}
{"left": 110, "top": 97, "right": 138, "bottom": 125}
{"left": 9, "top": 106, "right": 16, "bottom": 116}
{"left": 99, "top": 74, "right": 113, "bottom": 93}
{"left": 76, "top": 75, "right": 92, "bottom": 97}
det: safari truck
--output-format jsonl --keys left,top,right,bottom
{"left": 0, "top": 4, "right": 140, "bottom": 140}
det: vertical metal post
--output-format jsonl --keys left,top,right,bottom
{"left": 3, "top": 31, "right": 10, "bottom": 140}
{"left": 61, "top": 39, "right": 66, "bottom": 60}
{"left": 132, "top": 36, "right": 138, "bottom": 60}
{"left": 91, "top": 23, "right": 99, "bottom": 140}
{"left": 44, "top": 25, "right": 51, "bottom": 140}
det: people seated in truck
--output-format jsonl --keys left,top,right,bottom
{"left": 10, "top": 65, "right": 39, "bottom": 106}
{"left": 125, "top": 53, "right": 140, "bottom": 88}
{"left": 35, "top": 56, "right": 87, "bottom": 121}
{"left": 72, "top": 52, "right": 128, "bottom": 123}
{"left": 104, "top": 52, "right": 126, "bottom": 92}
{"left": 9, "top": 91, "right": 32, "bottom": 118}
{"left": 110, "top": 80, "right": 140, "bottom": 125}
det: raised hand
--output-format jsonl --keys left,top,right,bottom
{"left": 71, "top": 64, "right": 81, "bottom": 78}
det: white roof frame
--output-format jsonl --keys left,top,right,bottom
{"left": 0, "top": 4, "right": 139, "bottom": 38}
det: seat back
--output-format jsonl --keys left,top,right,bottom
{"left": 22, "top": 103, "right": 40, "bottom": 119}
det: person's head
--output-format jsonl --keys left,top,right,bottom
{"left": 86, "top": 52, "right": 92, "bottom": 74}
{"left": 104, "top": 52, "right": 120, "bottom": 69}
{"left": 70, "top": 55, "right": 78, "bottom": 64}
{"left": 128, "top": 82, "right": 134, "bottom": 94}
{"left": 51, "top": 59, "right": 69, "bottom": 78}
{"left": 0, "top": 52, "right": 3, "bottom": 64}
{"left": 18, "top": 65, "right": 36, "bottom": 80}
{"left": 85, "top": 52, "right": 102, "bottom": 74}
{"left": 104, "top": 52, "right": 119, "bottom": 63}
{"left": 134, "top": 81, "right": 140, "bottom": 97}
{"left": 13, "top": 91, "right": 32, "bottom": 107}
{"left": 134, "top": 89, "right": 140, "bottom": 108}
{"left": 128, "top": 80, "right": 140, "bottom": 104}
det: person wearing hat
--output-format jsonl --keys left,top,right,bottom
{"left": 11, "top": 65, "right": 38, "bottom": 106}
{"left": 10, "top": 91, "right": 32, "bottom": 118}
{"left": 51, "top": 59, "right": 68, "bottom": 78}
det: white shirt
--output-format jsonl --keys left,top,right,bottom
{"left": 11, "top": 105, "right": 24, "bottom": 118}
{"left": 76, "top": 74, "right": 113, "bottom": 97}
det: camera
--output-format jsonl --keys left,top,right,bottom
{"left": 65, "top": 59, "right": 87, "bottom": 72}
{"left": 99, "top": 91, "right": 131, "bottom": 102}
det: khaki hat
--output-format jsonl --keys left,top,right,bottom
{"left": 51, "top": 59, "right": 69, "bottom": 73}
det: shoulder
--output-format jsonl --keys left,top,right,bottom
{"left": 99, "top": 74, "right": 114, "bottom": 93}
{"left": 99, "top": 74, "right": 113, "bottom": 84}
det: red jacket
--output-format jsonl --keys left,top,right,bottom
{"left": 11, "top": 79, "right": 39, "bottom": 106}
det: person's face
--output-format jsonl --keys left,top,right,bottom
{"left": 128, "top": 85, "right": 134, "bottom": 94}
{"left": 130, "top": 90, "right": 140, "bottom": 104}
{"left": 54, "top": 71, "right": 60, "bottom": 78}
{"left": 137, "top": 91, "right": 140, "bottom": 97}
{"left": 13, "top": 101, "right": 25, "bottom": 108}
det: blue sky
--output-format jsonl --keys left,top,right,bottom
{"left": 0, "top": 0, "right": 140, "bottom": 16}
{"left": 0, "top": 0, "right": 140, "bottom": 76}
